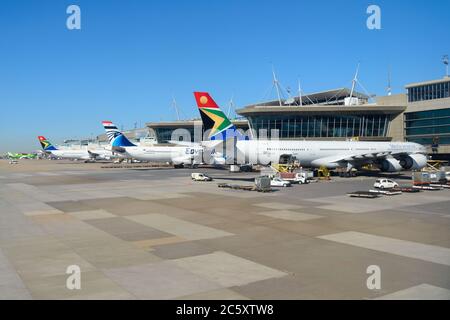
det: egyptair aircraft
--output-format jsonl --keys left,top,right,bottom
{"left": 101, "top": 121, "right": 203, "bottom": 168}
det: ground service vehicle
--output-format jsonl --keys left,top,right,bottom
{"left": 374, "top": 179, "right": 399, "bottom": 189}
{"left": 279, "top": 172, "right": 308, "bottom": 184}
{"left": 191, "top": 173, "right": 212, "bottom": 181}
{"left": 270, "top": 178, "right": 291, "bottom": 187}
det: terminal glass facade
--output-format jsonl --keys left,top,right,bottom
{"left": 405, "top": 108, "right": 450, "bottom": 145}
{"left": 407, "top": 81, "right": 450, "bottom": 102}
{"left": 154, "top": 127, "right": 195, "bottom": 143}
{"left": 248, "top": 115, "right": 390, "bottom": 139}
{"left": 152, "top": 122, "right": 249, "bottom": 143}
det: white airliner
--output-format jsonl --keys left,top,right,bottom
{"left": 38, "top": 136, "right": 116, "bottom": 161}
{"left": 102, "top": 121, "right": 203, "bottom": 167}
{"left": 194, "top": 92, "right": 428, "bottom": 172}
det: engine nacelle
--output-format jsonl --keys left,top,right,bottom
{"left": 379, "top": 158, "right": 403, "bottom": 172}
{"left": 172, "top": 157, "right": 189, "bottom": 165}
{"left": 399, "top": 154, "right": 428, "bottom": 170}
{"left": 111, "top": 146, "right": 126, "bottom": 154}
{"left": 310, "top": 159, "right": 341, "bottom": 169}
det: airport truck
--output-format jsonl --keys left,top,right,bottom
{"left": 278, "top": 172, "right": 309, "bottom": 184}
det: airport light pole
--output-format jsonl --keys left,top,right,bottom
{"left": 443, "top": 55, "right": 449, "bottom": 78}
{"left": 387, "top": 66, "right": 392, "bottom": 96}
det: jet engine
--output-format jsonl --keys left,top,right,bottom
{"left": 399, "top": 154, "right": 428, "bottom": 170}
{"left": 111, "top": 146, "right": 126, "bottom": 154}
{"left": 379, "top": 158, "right": 403, "bottom": 172}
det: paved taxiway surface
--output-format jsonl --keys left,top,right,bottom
{"left": 0, "top": 159, "right": 449, "bottom": 299}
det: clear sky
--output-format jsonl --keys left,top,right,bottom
{"left": 1, "top": 0, "right": 449, "bottom": 152}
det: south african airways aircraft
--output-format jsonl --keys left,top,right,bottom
{"left": 38, "top": 136, "right": 116, "bottom": 161}
{"left": 193, "top": 92, "right": 428, "bottom": 172}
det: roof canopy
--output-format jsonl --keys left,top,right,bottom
{"left": 245, "top": 88, "right": 370, "bottom": 108}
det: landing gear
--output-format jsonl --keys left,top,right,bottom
{"left": 318, "top": 166, "right": 331, "bottom": 180}
{"left": 338, "top": 170, "right": 357, "bottom": 178}
{"left": 174, "top": 164, "right": 184, "bottom": 169}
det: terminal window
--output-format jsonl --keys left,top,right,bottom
{"left": 405, "top": 108, "right": 450, "bottom": 145}
{"left": 249, "top": 115, "right": 389, "bottom": 139}
{"left": 408, "top": 81, "right": 450, "bottom": 102}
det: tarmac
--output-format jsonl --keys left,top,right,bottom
{"left": 0, "top": 159, "right": 449, "bottom": 299}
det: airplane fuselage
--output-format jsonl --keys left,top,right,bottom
{"left": 226, "top": 140, "right": 427, "bottom": 170}
{"left": 122, "top": 146, "right": 203, "bottom": 164}
{"left": 49, "top": 150, "right": 91, "bottom": 160}
{"left": 49, "top": 148, "right": 116, "bottom": 160}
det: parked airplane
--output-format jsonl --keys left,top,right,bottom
{"left": 194, "top": 92, "right": 428, "bottom": 172}
{"left": 38, "top": 136, "right": 115, "bottom": 161}
{"left": 101, "top": 121, "right": 203, "bottom": 167}
{"left": 6, "top": 152, "right": 37, "bottom": 159}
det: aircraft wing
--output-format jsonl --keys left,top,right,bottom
{"left": 311, "top": 151, "right": 393, "bottom": 166}
{"left": 311, "top": 150, "right": 415, "bottom": 167}
{"left": 87, "top": 150, "right": 100, "bottom": 158}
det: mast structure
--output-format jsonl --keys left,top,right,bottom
{"left": 349, "top": 62, "right": 360, "bottom": 100}
{"left": 172, "top": 95, "right": 180, "bottom": 121}
{"left": 387, "top": 66, "right": 392, "bottom": 96}
{"left": 298, "top": 79, "right": 303, "bottom": 107}
{"left": 227, "top": 95, "right": 235, "bottom": 118}
{"left": 272, "top": 66, "right": 283, "bottom": 107}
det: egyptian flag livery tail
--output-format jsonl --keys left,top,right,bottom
{"left": 38, "top": 136, "right": 57, "bottom": 151}
{"left": 102, "top": 121, "right": 136, "bottom": 147}
{"left": 193, "top": 92, "right": 248, "bottom": 141}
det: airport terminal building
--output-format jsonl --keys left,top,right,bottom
{"left": 137, "top": 89, "right": 405, "bottom": 143}
{"left": 235, "top": 89, "right": 405, "bottom": 141}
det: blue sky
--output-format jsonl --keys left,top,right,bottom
{"left": 1, "top": 0, "right": 449, "bottom": 152}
